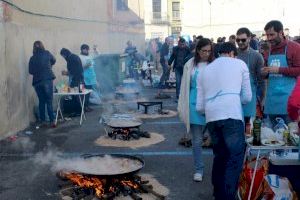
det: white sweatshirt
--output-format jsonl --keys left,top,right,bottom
{"left": 196, "top": 56, "right": 252, "bottom": 123}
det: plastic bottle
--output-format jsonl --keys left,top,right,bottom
{"left": 252, "top": 116, "right": 262, "bottom": 146}
{"left": 273, "top": 117, "right": 288, "bottom": 141}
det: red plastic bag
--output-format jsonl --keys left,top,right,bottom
{"left": 239, "top": 157, "right": 269, "bottom": 200}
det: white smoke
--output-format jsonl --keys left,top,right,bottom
{"left": 32, "top": 151, "right": 142, "bottom": 175}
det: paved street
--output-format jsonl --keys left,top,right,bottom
{"left": 0, "top": 87, "right": 214, "bottom": 200}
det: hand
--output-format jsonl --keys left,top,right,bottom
{"left": 262, "top": 66, "right": 280, "bottom": 74}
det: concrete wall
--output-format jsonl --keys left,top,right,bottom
{"left": 0, "top": 0, "right": 145, "bottom": 139}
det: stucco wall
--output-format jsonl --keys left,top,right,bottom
{"left": 0, "top": 0, "right": 145, "bottom": 139}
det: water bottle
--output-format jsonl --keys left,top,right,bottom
{"left": 273, "top": 117, "right": 288, "bottom": 141}
{"left": 252, "top": 116, "right": 262, "bottom": 146}
{"left": 274, "top": 118, "right": 289, "bottom": 156}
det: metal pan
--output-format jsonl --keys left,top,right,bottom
{"left": 106, "top": 118, "right": 142, "bottom": 128}
{"left": 70, "top": 154, "right": 145, "bottom": 177}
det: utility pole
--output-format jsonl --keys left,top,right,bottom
{"left": 208, "top": 0, "right": 212, "bottom": 36}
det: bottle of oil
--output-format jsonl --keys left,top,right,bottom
{"left": 252, "top": 116, "right": 262, "bottom": 146}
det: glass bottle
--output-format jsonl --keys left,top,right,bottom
{"left": 252, "top": 116, "right": 262, "bottom": 146}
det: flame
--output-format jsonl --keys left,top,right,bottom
{"left": 65, "top": 173, "right": 105, "bottom": 197}
{"left": 62, "top": 172, "right": 142, "bottom": 198}
{"left": 121, "top": 180, "right": 139, "bottom": 189}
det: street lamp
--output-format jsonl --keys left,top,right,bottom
{"left": 208, "top": 0, "right": 212, "bottom": 35}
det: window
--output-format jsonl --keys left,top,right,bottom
{"left": 117, "top": 0, "right": 128, "bottom": 11}
{"left": 152, "top": 0, "right": 161, "bottom": 19}
{"left": 171, "top": 26, "right": 181, "bottom": 33}
{"left": 172, "top": 2, "right": 180, "bottom": 19}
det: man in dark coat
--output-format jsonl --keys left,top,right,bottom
{"left": 60, "top": 48, "right": 83, "bottom": 88}
{"left": 168, "top": 37, "right": 191, "bottom": 99}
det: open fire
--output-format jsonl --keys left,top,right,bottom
{"left": 108, "top": 128, "right": 150, "bottom": 140}
{"left": 58, "top": 171, "right": 165, "bottom": 200}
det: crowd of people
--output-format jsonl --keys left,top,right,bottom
{"left": 176, "top": 20, "right": 300, "bottom": 199}
{"left": 28, "top": 19, "right": 300, "bottom": 199}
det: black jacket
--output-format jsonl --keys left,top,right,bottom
{"left": 168, "top": 46, "right": 190, "bottom": 71}
{"left": 66, "top": 53, "right": 83, "bottom": 87}
{"left": 29, "top": 49, "right": 56, "bottom": 86}
{"left": 160, "top": 43, "right": 169, "bottom": 62}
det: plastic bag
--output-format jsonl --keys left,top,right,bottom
{"left": 89, "top": 90, "right": 101, "bottom": 105}
{"left": 262, "top": 116, "right": 273, "bottom": 129}
{"left": 262, "top": 174, "right": 297, "bottom": 200}
{"left": 239, "top": 157, "right": 269, "bottom": 200}
{"left": 261, "top": 127, "right": 277, "bottom": 141}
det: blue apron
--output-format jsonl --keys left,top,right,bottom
{"left": 264, "top": 45, "right": 296, "bottom": 115}
{"left": 189, "top": 68, "right": 205, "bottom": 125}
{"left": 242, "top": 53, "right": 257, "bottom": 117}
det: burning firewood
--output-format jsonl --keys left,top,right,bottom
{"left": 57, "top": 172, "right": 166, "bottom": 200}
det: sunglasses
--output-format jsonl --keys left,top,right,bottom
{"left": 236, "top": 38, "right": 247, "bottom": 43}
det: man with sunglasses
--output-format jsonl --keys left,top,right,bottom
{"left": 236, "top": 27, "right": 265, "bottom": 135}
{"left": 262, "top": 20, "right": 300, "bottom": 125}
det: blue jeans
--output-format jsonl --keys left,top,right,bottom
{"left": 207, "top": 119, "right": 245, "bottom": 200}
{"left": 190, "top": 124, "right": 204, "bottom": 174}
{"left": 34, "top": 80, "right": 54, "bottom": 122}
{"left": 175, "top": 68, "right": 183, "bottom": 99}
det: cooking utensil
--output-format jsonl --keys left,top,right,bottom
{"left": 69, "top": 154, "right": 145, "bottom": 177}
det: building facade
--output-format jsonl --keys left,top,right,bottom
{"left": 144, "top": 0, "right": 184, "bottom": 40}
{"left": 0, "top": 0, "right": 145, "bottom": 138}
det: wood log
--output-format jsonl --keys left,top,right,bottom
{"left": 101, "top": 192, "right": 115, "bottom": 200}
{"left": 140, "top": 185, "right": 165, "bottom": 200}
{"left": 130, "top": 193, "right": 142, "bottom": 200}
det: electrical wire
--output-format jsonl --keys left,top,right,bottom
{"left": 0, "top": 0, "right": 143, "bottom": 27}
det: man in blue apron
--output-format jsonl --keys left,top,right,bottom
{"left": 262, "top": 20, "right": 300, "bottom": 125}
{"left": 236, "top": 27, "right": 265, "bottom": 134}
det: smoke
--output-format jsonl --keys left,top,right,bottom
{"left": 32, "top": 149, "right": 63, "bottom": 166}
{"left": 10, "top": 136, "right": 36, "bottom": 152}
{"left": 32, "top": 151, "right": 142, "bottom": 175}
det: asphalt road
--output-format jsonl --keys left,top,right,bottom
{"left": 0, "top": 87, "right": 215, "bottom": 200}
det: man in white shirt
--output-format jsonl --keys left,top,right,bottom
{"left": 196, "top": 42, "right": 252, "bottom": 200}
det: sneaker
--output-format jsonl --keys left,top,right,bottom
{"left": 193, "top": 173, "right": 203, "bottom": 182}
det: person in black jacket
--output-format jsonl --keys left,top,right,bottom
{"left": 168, "top": 37, "right": 191, "bottom": 99}
{"left": 159, "top": 37, "right": 172, "bottom": 88}
{"left": 60, "top": 48, "right": 83, "bottom": 88}
{"left": 29, "top": 41, "right": 56, "bottom": 127}
{"left": 60, "top": 48, "right": 85, "bottom": 114}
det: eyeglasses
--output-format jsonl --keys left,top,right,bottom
{"left": 200, "top": 49, "right": 212, "bottom": 54}
{"left": 236, "top": 38, "right": 247, "bottom": 43}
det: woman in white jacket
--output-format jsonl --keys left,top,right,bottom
{"left": 178, "top": 38, "right": 213, "bottom": 181}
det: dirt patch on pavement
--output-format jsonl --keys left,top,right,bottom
{"left": 94, "top": 132, "right": 165, "bottom": 149}
{"left": 136, "top": 109, "right": 177, "bottom": 119}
